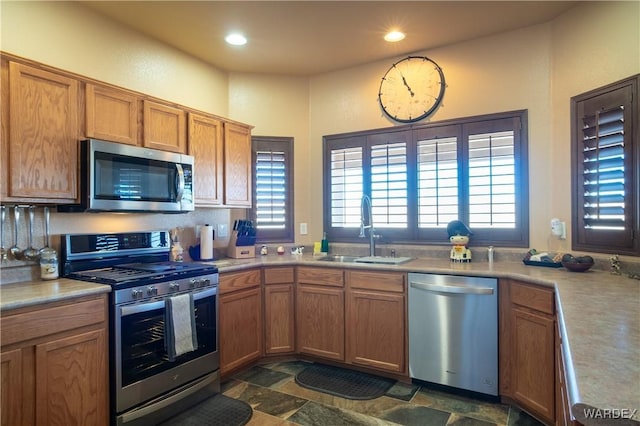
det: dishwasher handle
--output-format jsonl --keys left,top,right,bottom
{"left": 410, "top": 280, "right": 494, "bottom": 295}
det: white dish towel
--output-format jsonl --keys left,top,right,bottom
{"left": 165, "top": 293, "right": 198, "bottom": 361}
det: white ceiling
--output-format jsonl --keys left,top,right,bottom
{"left": 80, "top": 1, "right": 579, "bottom": 76}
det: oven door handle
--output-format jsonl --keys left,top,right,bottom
{"left": 120, "top": 300, "right": 165, "bottom": 317}
{"left": 120, "top": 287, "right": 216, "bottom": 317}
{"left": 193, "top": 287, "right": 216, "bottom": 301}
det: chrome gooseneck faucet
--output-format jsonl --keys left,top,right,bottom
{"left": 359, "top": 194, "right": 378, "bottom": 256}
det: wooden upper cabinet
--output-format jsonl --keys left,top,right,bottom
{"left": 85, "top": 83, "right": 139, "bottom": 145}
{"left": 223, "top": 121, "right": 252, "bottom": 207}
{"left": 7, "top": 62, "right": 79, "bottom": 202}
{"left": 143, "top": 100, "right": 186, "bottom": 153}
{"left": 188, "top": 113, "right": 224, "bottom": 206}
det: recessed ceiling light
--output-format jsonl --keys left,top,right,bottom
{"left": 384, "top": 31, "right": 405, "bottom": 42}
{"left": 225, "top": 33, "right": 247, "bottom": 46}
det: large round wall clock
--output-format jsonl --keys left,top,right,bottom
{"left": 378, "top": 56, "right": 446, "bottom": 123}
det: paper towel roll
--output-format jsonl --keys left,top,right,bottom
{"left": 200, "top": 225, "right": 214, "bottom": 260}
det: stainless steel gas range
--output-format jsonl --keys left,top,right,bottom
{"left": 62, "top": 231, "right": 219, "bottom": 426}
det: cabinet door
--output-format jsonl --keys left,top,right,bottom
{"left": 1, "top": 349, "right": 22, "bottom": 426}
{"left": 512, "top": 307, "right": 555, "bottom": 423}
{"left": 35, "top": 328, "right": 108, "bottom": 426}
{"left": 8, "top": 62, "right": 78, "bottom": 201}
{"left": 188, "top": 113, "right": 224, "bottom": 206}
{"left": 346, "top": 289, "right": 405, "bottom": 373}
{"left": 346, "top": 271, "right": 405, "bottom": 373}
{"left": 223, "top": 121, "right": 252, "bottom": 207}
{"left": 86, "top": 83, "right": 139, "bottom": 145}
{"left": 264, "top": 284, "right": 295, "bottom": 354}
{"left": 219, "top": 287, "right": 262, "bottom": 376}
{"left": 143, "top": 100, "right": 186, "bottom": 153}
{"left": 296, "top": 284, "right": 344, "bottom": 361}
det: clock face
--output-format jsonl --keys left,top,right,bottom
{"left": 378, "top": 56, "right": 445, "bottom": 123}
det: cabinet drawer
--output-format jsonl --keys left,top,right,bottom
{"left": 264, "top": 267, "right": 294, "bottom": 284}
{"left": 347, "top": 271, "right": 405, "bottom": 293}
{"left": 510, "top": 282, "right": 554, "bottom": 315}
{"left": 1, "top": 296, "right": 106, "bottom": 347}
{"left": 219, "top": 269, "right": 262, "bottom": 293}
{"left": 297, "top": 267, "right": 344, "bottom": 287}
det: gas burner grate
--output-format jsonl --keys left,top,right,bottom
{"left": 71, "top": 267, "right": 153, "bottom": 283}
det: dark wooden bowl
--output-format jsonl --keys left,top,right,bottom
{"left": 562, "top": 261, "right": 594, "bottom": 272}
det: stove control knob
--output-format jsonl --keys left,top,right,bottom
{"left": 147, "top": 286, "right": 158, "bottom": 296}
{"left": 202, "top": 278, "right": 211, "bottom": 287}
{"left": 189, "top": 279, "right": 196, "bottom": 289}
{"left": 169, "top": 283, "right": 180, "bottom": 292}
{"left": 131, "top": 289, "right": 143, "bottom": 299}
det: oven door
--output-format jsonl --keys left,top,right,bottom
{"left": 114, "top": 286, "right": 218, "bottom": 414}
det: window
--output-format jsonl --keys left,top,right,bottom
{"left": 251, "top": 136, "right": 294, "bottom": 243}
{"left": 571, "top": 75, "right": 639, "bottom": 256}
{"left": 323, "top": 110, "right": 528, "bottom": 247}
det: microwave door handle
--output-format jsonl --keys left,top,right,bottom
{"left": 175, "top": 164, "right": 185, "bottom": 202}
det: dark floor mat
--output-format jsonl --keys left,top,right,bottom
{"left": 295, "top": 363, "right": 395, "bottom": 400}
{"left": 159, "top": 394, "right": 252, "bottom": 426}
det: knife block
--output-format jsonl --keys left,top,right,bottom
{"left": 227, "top": 231, "right": 256, "bottom": 258}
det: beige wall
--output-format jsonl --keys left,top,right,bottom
{"left": 2, "top": 1, "right": 638, "bottom": 255}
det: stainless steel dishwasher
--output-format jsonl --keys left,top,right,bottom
{"left": 408, "top": 273, "right": 498, "bottom": 396}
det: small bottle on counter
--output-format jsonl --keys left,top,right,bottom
{"left": 40, "top": 248, "right": 59, "bottom": 280}
{"left": 487, "top": 246, "right": 494, "bottom": 264}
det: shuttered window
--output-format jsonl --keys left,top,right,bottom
{"left": 324, "top": 111, "right": 528, "bottom": 246}
{"left": 571, "top": 75, "right": 638, "bottom": 256}
{"left": 371, "top": 142, "right": 407, "bottom": 228}
{"left": 251, "top": 137, "right": 294, "bottom": 242}
{"left": 329, "top": 146, "right": 363, "bottom": 228}
{"left": 417, "top": 136, "right": 459, "bottom": 228}
{"left": 582, "top": 107, "right": 625, "bottom": 230}
{"left": 468, "top": 130, "right": 516, "bottom": 229}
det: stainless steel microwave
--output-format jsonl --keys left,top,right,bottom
{"left": 59, "top": 139, "right": 194, "bottom": 213}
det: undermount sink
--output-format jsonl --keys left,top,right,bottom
{"left": 354, "top": 256, "right": 413, "bottom": 265}
{"left": 316, "top": 255, "right": 413, "bottom": 265}
{"left": 316, "top": 255, "right": 360, "bottom": 263}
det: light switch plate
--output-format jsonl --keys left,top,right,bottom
{"left": 300, "top": 223, "right": 308, "bottom": 235}
{"left": 218, "top": 223, "right": 228, "bottom": 238}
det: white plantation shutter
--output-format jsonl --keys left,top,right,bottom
{"left": 330, "top": 146, "right": 363, "bottom": 228}
{"left": 581, "top": 106, "right": 626, "bottom": 230}
{"left": 255, "top": 150, "right": 286, "bottom": 229}
{"left": 468, "top": 130, "right": 516, "bottom": 229}
{"left": 417, "top": 136, "right": 458, "bottom": 228}
{"left": 371, "top": 142, "right": 407, "bottom": 228}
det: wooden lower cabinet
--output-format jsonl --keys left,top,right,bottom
{"left": 0, "top": 294, "right": 109, "bottom": 426}
{"left": 500, "top": 279, "right": 556, "bottom": 425}
{"left": 263, "top": 267, "right": 295, "bottom": 355}
{"left": 346, "top": 270, "right": 406, "bottom": 373}
{"left": 219, "top": 269, "right": 263, "bottom": 377}
{"left": 1, "top": 349, "right": 22, "bottom": 425}
{"left": 296, "top": 267, "right": 345, "bottom": 361}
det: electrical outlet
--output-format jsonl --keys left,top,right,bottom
{"left": 300, "top": 223, "right": 308, "bottom": 235}
{"left": 218, "top": 223, "right": 228, "bottom": 238}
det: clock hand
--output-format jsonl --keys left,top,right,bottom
{"left": 401, "top": 75, "right": 415, "bottom": 97}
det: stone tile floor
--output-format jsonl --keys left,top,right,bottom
{"left": 221, "top": 361, "right": 545, "bottom": 426}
